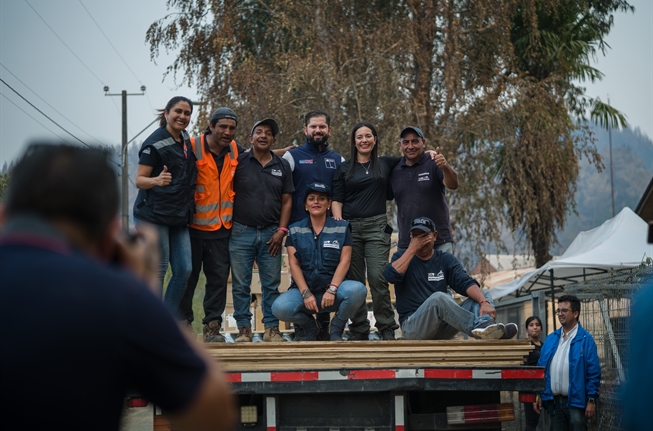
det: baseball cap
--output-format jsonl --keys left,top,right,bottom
{"left": 250, "top": 118, "right": 280, "bottom": 137}
{"left": 304, "top": 182, "right": 331, "bottom": 201}
{"left": 400, "top": 126, "right": 425, "bottom": 139}
{"left": 410, "top": 217, "right": 436, "bottom": 233}
{"left": 210, "top": 107, "right": 238, "bottom": 124}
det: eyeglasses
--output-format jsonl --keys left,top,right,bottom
{"left": 555, "top": 308, "right": 572, "bottom": 314}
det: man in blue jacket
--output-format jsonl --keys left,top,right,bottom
{"left": 534, "top": 294, "right": 601, "bottom": 431}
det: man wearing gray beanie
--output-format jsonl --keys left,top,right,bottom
{"left": 179, "top": 107, "right": 248, "bottom": 342}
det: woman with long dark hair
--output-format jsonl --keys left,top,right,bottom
{"left": 133, "top": 96, "right": 198, "bottom": 311}
{"left": 523, "top": 315, "right": 543, "bottom": 431}
{"left": 331, "top": 122, "right": 400, "bottom": 340}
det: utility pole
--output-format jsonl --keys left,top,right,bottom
{"left": 608, "top": 96, "right": 615, "bottom": 217}
{"left": 104, "top": 85, "right": 145, "bottom": 233}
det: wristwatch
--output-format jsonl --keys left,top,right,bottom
{"left": 326, "top": 285, "right": 338, "bottom": 295}
{"left": 587, "top": 398, "right": 596, "bottom": 404}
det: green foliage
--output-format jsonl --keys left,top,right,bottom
{"left": 0, "top": 171, "right": 10, "bottom": 202}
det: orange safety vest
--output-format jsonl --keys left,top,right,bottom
{"left": 189, "top": 135, "right": 239, "bottom": 231}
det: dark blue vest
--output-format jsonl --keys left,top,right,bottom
{"left": 133, "top": 127, "right": 198, "bottom": 226}
{"left": 288, "top": 141, "right": 342, "bottom": 224}
{"left": 289, "top": 217, "right": 350, "bottom": 294}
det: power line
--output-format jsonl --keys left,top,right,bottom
{"left": 1, "top": 93, "right": 73, "bottom": 145}
{"left": 23, "top": 0, "right": 105, "bottom": 85}
{"left": 77, "top": 0, "right": 143, "bottom": 86}
{"left": 0, "top": 78, "right": 121, "bottom": 168}
{"left": 1, "top": 63, "right": 105, "bottom": 147}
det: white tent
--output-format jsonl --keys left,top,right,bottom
{"left": 488, "top": 207, "right": 653, "bottom": 301}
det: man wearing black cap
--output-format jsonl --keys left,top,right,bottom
{"left": 180, "top": 107, "right": 248, "bottom": 343}
{"left": 230, "top": 118, "right": 294, "bottom": 342}
{"left": 390, "top": 126, "right": 458, "bottom": 253}
{"left": 384, "top": 217, "right": 517, "bottom": 340}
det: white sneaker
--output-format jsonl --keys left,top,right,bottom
{"left": 472, "top": 322, "right": 506, "bottom": 340}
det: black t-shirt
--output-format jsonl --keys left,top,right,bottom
{"left": 0, "top": 220, "right": 207, "bottom": 431}
{"left": 384, "top": 249, "right": 479, "bottom": 324}
{"left": 390, "top": 153, "right": 454, "bottom": 247}
{"left": 232, "top": 151, "right": 294, "bottom": 227}
{"left": 332, "top": 156, "right": 400, "bottom": 219}
{"left": 189, "top": 138, "right": 247, "bottom": 240}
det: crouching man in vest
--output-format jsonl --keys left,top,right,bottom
{"left": 179, "top": 107, "right": 248, "bottom": 342}
{"left": 272, "top": 183, "right": 367, "bottom": 341}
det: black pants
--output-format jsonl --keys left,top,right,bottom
{"left": 179, "top": 236, "right": 230, "bottom": 325}
{"left": 523, "top": 401, "right": 541, "bottom": 431}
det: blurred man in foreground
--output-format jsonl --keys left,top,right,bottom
{"left": 0, "top": 144, "right": 235, "bottom": 431}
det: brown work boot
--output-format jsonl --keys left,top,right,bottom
{"left": 203, "top": 321, "right": 226, "bottom": 343}
{"left": 235, "top": 326, "right": 253, "bottom": 343}
{"left": 263, "top": 326, "right": 286, "bottom": 342}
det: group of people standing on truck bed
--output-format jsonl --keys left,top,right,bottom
{"left": 133, "top": 96, "right": 520, "bottom": 344}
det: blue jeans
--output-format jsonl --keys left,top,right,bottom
{"left": 149, "top": 222, "right": 192, "bottom": 312}
{"left": 272, "top": 280, "right": 368, "bottom": 325}
{"left": 401, "top": 290, "right": 495, "bottom": 340}
{"left": 229, "top": 222, "right": 281, "bottom": 329}
{"left": 552, "top": 396, "right": 587, "bottom": 431}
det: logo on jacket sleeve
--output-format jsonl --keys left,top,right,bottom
{"left": 428, "top": 270, "right": 444, "bottom": 281}
{"left": 325, "top": 158, "right": 336, "bottom": 169}
{"left": 323, "top": 240, "right": 340, "bottom": 249}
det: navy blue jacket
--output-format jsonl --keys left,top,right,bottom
{"left": 133, "top": 127, "right": 197, "bottom": 226}
{"left": 285, "top": 140, "right": 343, "bottom": 224}
{"left": 537, "top": 323, "right": 601, "bottom": 408}
{"left": 287, "top": 217, "right": 350, "bottom": 295}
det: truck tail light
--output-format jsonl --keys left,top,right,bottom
{"left": 446, "top": 403, "right": 515, "bottom": 425}
{"left": 127, "top": 397, "right": 148, "bottom": 408}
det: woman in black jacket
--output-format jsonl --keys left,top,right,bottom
{"left": 133, "top": 96, "right": 197, "bottom": 310}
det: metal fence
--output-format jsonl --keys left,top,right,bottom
{"left": 495, "top": 264, "right": 653, "bottom": 431}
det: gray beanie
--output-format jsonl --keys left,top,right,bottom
{"left": 210, "top": 107, "right": 238, "bottom": 124}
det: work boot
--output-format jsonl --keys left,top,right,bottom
{"left": 235, "top": 326, "right": 253, "bottom": 343}
{"left": 380, "top": 328, "right": 396, "bottom": 340}
{"left": 263, "top": 326, "right": 286, "bottom": 342}
{"left": 347, "top": 331, "right": 370, "bottom": 341}
{"left": 294, "top": 317, "right": 318, "bottom": 341}
{"left": 203, "top": 321, "right": 226, "bottom": 343}
{"left": 315, "top": 313, "right": 331, "bottom": 341}
{"left": 471, "top": 321, "right": 506, "bottom": 340}
{"left": 500, "top": 323, "right": 518, "bottom": 339}
{"left": 329, "top": 316, "right": 348, "bottom": 341}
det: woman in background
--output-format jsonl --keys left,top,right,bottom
{"left": 133, "top": 96, "right": 197, "bottom": 311}
{"left": 523, "top": 315, "right": 543, "bottom": 431}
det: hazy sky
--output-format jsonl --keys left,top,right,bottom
{"left": 1, "top": 0, "right": 651, "bottom": 166}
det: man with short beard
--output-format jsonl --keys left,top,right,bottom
{"left": 283, "top": 110, "right": 344, "bottom": 340}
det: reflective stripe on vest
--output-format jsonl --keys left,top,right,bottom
{"left": 190, "top": 135, "right": 239, "bottom": 231}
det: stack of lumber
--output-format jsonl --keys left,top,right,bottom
{"left": 206, "top": 340, "right": 533, "bottom": 371}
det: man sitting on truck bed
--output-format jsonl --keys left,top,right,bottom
{"left": 383, "top": 217, "right": 517, "bottom": 340}
{"left": 0, "top": 144, "right": 235, "bottom": 431}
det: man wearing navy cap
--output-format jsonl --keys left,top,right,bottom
{"left": 390, "top": 126, "right": 458, "bottom": 253}
{"left": 384, "top": 217, "right": 517, "bottom": 340}
{"left": 230, "top": 118, "right": 294, "bottom": 343}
